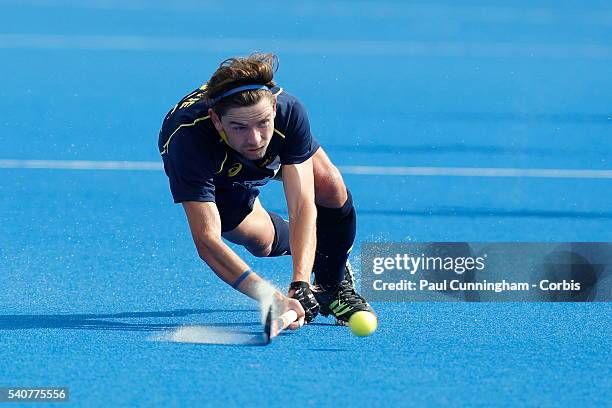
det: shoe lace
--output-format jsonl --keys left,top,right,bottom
{"left": 343, "top": 261, "right": 355, "bottom": 287}
{"left": 337, "top": 280, "right": 368, "bottom": 307}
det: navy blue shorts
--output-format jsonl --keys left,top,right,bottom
{"left": 215, "top": 166, "right": 288, "bottom": 232}
{"left": 216, "top": 187, "right": 261, "bottom": 232}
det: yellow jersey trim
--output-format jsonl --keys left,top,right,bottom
{"left": 271, "top": 88, "right": 285, "bottom": 138}
{"left": 274, "top": 128, "right": 286, "bottom": 139}
{"left": 218, "top": 130, "right": 229, "bottom": 145}
{"left": 215, "top": 152, "right": 228, "bottom": 174}
{"left": 160, "top": 115, "right": 210, "bottom": 155}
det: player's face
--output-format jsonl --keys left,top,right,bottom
{"left": 215, "top": 98, "right": 276, "bottom": 160}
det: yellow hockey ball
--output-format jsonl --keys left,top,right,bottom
{"left": 349, "top": 311, "right": 377, "bottom": 337}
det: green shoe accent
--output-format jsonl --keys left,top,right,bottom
{"left": 334, "top": 306, "right": 352, "bottom": 316}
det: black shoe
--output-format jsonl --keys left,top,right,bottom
{"left": 312, "top": 262, "right": 375, "bottom": 325}
{"left": 342, "top": 259, "right": 357, "bottom": 288}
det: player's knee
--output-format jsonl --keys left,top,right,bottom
{"left": 315, "top": 164, "right": 347, "bottom": 208}
{"left": 246, "top": 241, "right": 273, "bottom": 257}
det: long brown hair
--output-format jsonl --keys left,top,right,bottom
{"left": 206, "top": 53, "right": 278, "bottom": 116}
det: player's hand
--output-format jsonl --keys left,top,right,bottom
{"left": 273, "top": 294, "right": 305, "bottom": 330}
{"left": 288, "top": 281, "right": 320, "bottom": 324}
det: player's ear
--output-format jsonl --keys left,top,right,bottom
{"left": 208, "top": 108, "right": 223, "bottom": 132}
{"left": 271, "top": 95, "right": 277, "bottom": 118}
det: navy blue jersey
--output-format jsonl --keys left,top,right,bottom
{"left": 158, "top": 85, "right": 320, "bottom": 203}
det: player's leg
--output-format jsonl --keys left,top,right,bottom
{"left": 220, "top": 193, "right": 290, "bottom": 258}
{"left": 311, "top": 148, "right": 355, "bottom": 289}
{"left": 311, "top": 148, "right": 374, "bottom": 323}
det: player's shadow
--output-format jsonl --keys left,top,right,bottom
{"left": 0, "top": 309, "right": 260, "bottom": 332}
{"left": 308, "top": 322, "right": 345, "bottom": 327}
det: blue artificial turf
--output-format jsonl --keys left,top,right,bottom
{"left": 1, "top": 1, "right": 610, "bottom": 406}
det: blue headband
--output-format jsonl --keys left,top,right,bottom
{"left": 210, "top": 84, "right": 270, "bottom": 105}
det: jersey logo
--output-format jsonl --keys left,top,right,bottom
{"left": 227, "top": 163, "right": 243, "bottom": 177}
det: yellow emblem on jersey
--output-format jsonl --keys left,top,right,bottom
{"left": 227, "top": 163, "right": 243, "bottom": 177}
{"left": 179, "top": 96, "right": 200, "bottom": 110}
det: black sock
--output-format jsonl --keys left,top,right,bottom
{"left": 313, "top": 190, "right": 356, "bottom": 291}
{"left": 267, "top": 211, "right": 291, "bottom": 257}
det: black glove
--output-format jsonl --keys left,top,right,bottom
{"left": 289, "top": 281, "right": 319, "bottom": 323}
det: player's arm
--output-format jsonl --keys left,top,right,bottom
{"left": 281, "top": 157, "right": 317, "bottom": 284}
{"left": 182, "top": 201, "right": 251, "bottom": 290}
{"left": 182, "top": 201, "right": 304, "bottom": 326}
